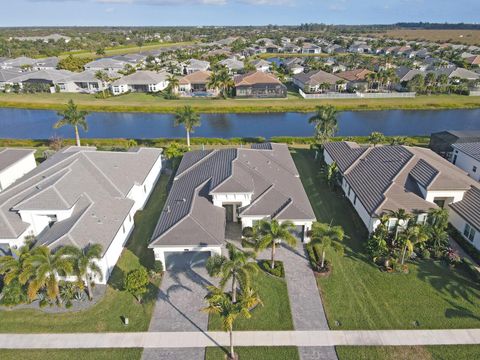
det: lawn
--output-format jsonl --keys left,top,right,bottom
{"left": 205, "top": 346, "right": 299, "bottom": 360}
{"left": 0, "top": 174, "right": 169, "bottom": 333}
{"left": 337, "top": 345, "right": 480, "bottom": 360}
{"left": 1, "top": 92, "right": 479, "bottom": 113}
{"left": 208, "top": 270, "right": 294, "bottom": 331}
{"left": 0, "top": 349, "right": 142, "bottom": 360}
{"left": 291, "top": 148, "right": 480, "bottom": 356}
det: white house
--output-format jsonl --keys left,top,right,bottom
{"left": 449, "top": 187, "right": 480, "bottom": 250}
{"left": 110, "top": 70, "right": 170, "bottom": 95}
{"left": 251, "top": 59, "right": 271, "bottom": 73}
{"left": 149, "top": 143, "right": 316, "bottom": 268}
{"left": 0, "top": 146, "right": 162, "bottom": 283}
{"left": 451, "top": 143, "right": 480, "bottom": 182}
{"left": 57, "top": 70, "right": 110, "bottom": 94}
{"left": 184, "top": 59, "right": 210, "bottom": 74}
{"left": 324, "top": 142, "right": 476, "bottom": 234}
{"left": 0, "top": 148, "right": 36, "bottom": 192}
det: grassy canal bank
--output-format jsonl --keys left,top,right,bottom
{"left": 1, "top": 92, "right": 480, "bottom": 113}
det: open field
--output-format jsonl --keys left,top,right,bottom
{"left": 1, "top": 92, "right": 480, "bottom": 113}
{"left": 59, "top": 41, "right": 195, "bottom": 59}
{"left": 208, "top": 269, "right": 294, "bottom": 331}
{"left": 369, "top": 29, "right": 480, "bottom": 46}
{"left": 0, "top": 175, "right": 169, "bottom": 333}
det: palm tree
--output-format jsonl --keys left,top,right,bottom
{"left": 428, "top": 225, "right": 449, "bottom": 253}
{"left": 326, "top": 161, "right": 339, "bottom": 188}
{"left": 54, "top": 100, "right": 89, "bottom": 147}
{"left": 427, "top": 207, "right": 449, "bottom": 230}
{"left": 217, "top": 68, "right": 234, "bottom": 98}
{"left": 62, "top": 244, "right": 103, "bottom": 300}
{"left": 174, "top": 105, "right": 201, "bottom": 149}
{"left": 166, "top": 74, "right": 179, "bottom": 94}
{"left": 206, "top": 243, "right": 257, "bottom": 303}
{"left": 368, "top": 131, "right": 385, "bottom": 147}
{"left": 309, "top": 222, "right": 345, "bottom": 268}
{"left": 94, "top": 71, "right": 109, "bottom": 99}
{"left": 398, "top": 225, "right": 429, "bottom": 265}
{"left": 0, "top": 244, "right": 32, "bottom": 285}
{"left": 203, "top": 286, "right": 262, "bottom": 359}
{"left": 388, "top": 208, "right": 411, "bottom": 243}
{"left": 253, "top": 219, "right": 296, "bottom": 269}
{"left": 21, "top": 246, "right": 73, "bottom": 304}
{"left": 308, "top": 105, "right": 338, "bottom": 148}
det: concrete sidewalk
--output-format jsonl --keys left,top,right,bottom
{"left": 2, "top": 329, "right": 479, "bottom": 349}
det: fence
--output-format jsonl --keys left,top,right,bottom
{"left": 298, "top": 89, "right": 416, "bottom": 99}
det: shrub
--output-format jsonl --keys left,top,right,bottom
{"left": 153, "top": 260, "right": 164, "bottom": 274}
{"left": 258, "top": 260, "right": 285, "bottom": 278}
{"left": 242, "top": 226, "right": 253, "bottom": 238}
{"left": 0, "top": 280, "right": 28, "bottom": 306}
{"left": 421, "top": 248, "right": 431, "bottom": 260}
{"left": 124, "top": 267, "right": 150, "bottom": 302}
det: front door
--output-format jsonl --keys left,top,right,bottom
{"left": 224, "top": 204, "right": 234, "bottom": 222}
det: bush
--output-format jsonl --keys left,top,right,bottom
{"left": 258, "top": 260, "right": 285, "bottom": 278}
{"left": 242, "top": 226, "right": 253, "bottom": 238}
{"left": 0, "top": 280, "right": 28, "bottom": 306}
{"left": 153, "top": 260, "right": 164, "bottom": 273}
{"left": 421, "top": 248, "right": 431, "bottom": 260}
{"left": 124, "top": 267, "right": 150, "bottom": 302}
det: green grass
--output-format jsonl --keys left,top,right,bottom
{"left": 208, "top": 270, "right": 294, "bottom": 331}
{"left": 205, "top": 346, "right": 299, "bottom": 360}
{"left": 0, "top": 349, "right": 142, "bottom": 360}
{"left": 1, "top": 92, "right": 479, "bottom": 113}
{"left": 291, "top": 148, "right": 480, "bottom": 331}
{"left": 0, "top": 175, "right": 169, "bottom": 333}
{"left": 337, "top": 345, "right": 480, "bottom": 360}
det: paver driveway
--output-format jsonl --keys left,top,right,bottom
{"left": 142, "top": 252, "right": 212, "bottom": 360}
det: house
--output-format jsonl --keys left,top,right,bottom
{"left": 178, "top": 70, "right": 216, "bottom": 96}
{"left": 337, "top": 69, "right": 374, "bottom": 91}
{"left": 324, "top": 141, "right": 476, "bottom": 234}
{"left": 430, "top": 130, "right": 480, "bottom": 160}
{"left": 449, "top": 186, "right": 480, "bottom": 250}
{"left": 14, "top": 33, "right": 71, "bottom": 43}
{"left": 12, "top": 69, "right": 74, "bottom": 91}
{"left": 251, "top": 59, "right": 271, "bottom": 72}
{"left": 348, "top": 44, "right": 372, "bottom": 53}
{"left": 0, "top": 146, "right": 162, "bottom": 283}
{"left": 33, "top": 57, "right": 59, "bottom": 71}
{"left": 149, "top": 143, "right": 316, "bottom": 268}
{"left": 234, "top": 71, "right": 287, "bottom": 98}
{"left": 301, "top": 43, "right": 321, "bottom": 54}
{"left": 184, "top": 59, "right": 210, "bottom": 74}
{"left": 293, "top": 70, "right": 345, "bottom": 93}
{"left": 0, "top": 69, "right": 23, "bottom": 90}
{"left": 465, "top": 55, "right": 480, "bottom": 67}
{"left": 433, "top": 67, "right": 479, "bottom": 81}
{"left": 0, "top": 56, "right": 36, "bottom": 70}
{"left": 450, "top": 143, "right": 480, "bottom": 182}
{"left": 219, "top": 58, "right": 244, "bottom": 73}
{"left": 110, "top": 70, "right": 170, "bottom": 95}
{"left": 57, "top": 70, "right": 111, "bottom": 94}
{"left": 282, "top": 43, "right": 301, "bottom": 53}
{"left": 289, "top": 64, "right": 305, "bottom": 75}
{"left": 0, "top": 148, "right": 36, "bottom": 192}
{"left": 84, "top": 58, "right": 130, "bottom": 73}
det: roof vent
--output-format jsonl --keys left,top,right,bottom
{"left": 166, "top": 205, "right": 171, "bottom": 213}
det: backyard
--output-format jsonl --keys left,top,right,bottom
{"left": 0, "top": 174, "right": 169, "bottom": 333}
{"left": 291, "top": 148, "right": 480, "bottom": 358}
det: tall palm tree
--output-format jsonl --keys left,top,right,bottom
{"left": 54, "top": 100, "right": 89, "bottom": 147}
{"left": 174, "top": 105, "right": 201, "bottom": 149}
{"left": 388, "top": 208, "right": 411, "bottom": 243}
{"left": 166, "top": 74, "right": 179, "bottom": 94}
{"left": 309, "top": 222, "right": 345, "bottom": 268}
{"left": 203, "top": 286, "right": 262, "bottom": 359}
{"left": 308, "top": 105, "right": 338, "bottom": 148}
{"left": 206, "top": 242, "right": 257, "bottom": 303}
{"left": 253, "top": 219, "right": 296, "bottom": 269}
{"left": 21, "top": 246, "right": 73, "bottom": 304}
{"left": 398, "top": 225, "right": 429, "bottom": 265}
{"left": 207, "top": 71, "right": 221, "bottom": 95}
{"left": 94, "top": 71, "right": 109, "bottom": 99}
{"left": 427, "top": 207, "right": 449, "bottom": 230}
{"left": 0, "top": 245, "right": 32, "bottom": 285}
{"left": 217, "top": 68, "right": 234, "bottom": 98}
{"left": 62, "top": 244, "right": 103, "bottom": 300}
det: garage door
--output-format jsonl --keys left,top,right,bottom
{"left": 164, "top": 251, "right": 211, "bottom": 271}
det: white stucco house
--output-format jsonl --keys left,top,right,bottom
{"left": 0, "top": 148, "right": 36, "bottom": 192}
{"left": 451, "top": 143, "right": 480, "bottom": 182}
{"left": 110, "top": 70, "right": 170, "bottom": 95}
{"left": 324, "top": 142, "right": 478, "bottom": 239}
{"left": 149, "top": 143, "right": 316, "bottom": 268}
{"left": 0, "top": 146, "right": 162, "bottom": 283}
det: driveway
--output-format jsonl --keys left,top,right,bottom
{"left": 142, "top": 251, "right": 213, "bottom": 360}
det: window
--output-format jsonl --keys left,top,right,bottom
{"left": 452, "top": 155, "right": 457, "bottom": 165}
{"left": 464, "top": 224, "right": 476, "bottom": 242}
{"left": 473, "top": 166, "right": 477, "bottom": 173}
{"left": 122, "top": 225, "right": 125, "bottom": 234}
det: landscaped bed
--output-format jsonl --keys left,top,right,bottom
{"left": 0, "top": 175, "right": 169, "bottom": 333}
{"left": 208, "top": 270, "right": 294, "bottom": 331}
{"left": 291, "top": 148, "right": 480, "bottom": 358}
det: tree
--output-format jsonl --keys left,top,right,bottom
{"left": 21, "top": 246, "right": 73, "bottom": 304}
{"left": 124, "top": 267, "right": 149, "bottom": 302}
{"left": 427, "top": 225, "right": 449, "bottom": 254}
{"left": 398, "top": 225, "right": 429, "bottom": 265}
{"left": 390, "top": 136, "right": 408, "bottom": 146}
{"left": 387, "top": 208, "right": 412, "bottom": 243}
{"left": 62, "top": 244, "right": 103, "bottom": 300}
{"left": 308, "top": 105, "right": 338, "bottom": 148}
{"left": 95, "top": 48, "right": 106, "bottom": 56}
{"left": 57, "top": 55, "right": 93, "bottom": 73}
{"left": 203, "top": 286, "right": 262, "bottom": 359}
{"left": 0, "top": 244, "right": 32, "bottom": 286}
{"left": 253, "top": 219, "right": 296, "bottom": 269}
{"left": 94, "top": 71, "right": 110, "bottom": 99}
{"left": 427, "top": 207, "right": 449, "bottom": 230}
{"left": 326, "top": 161, "right": 339, "bottom": 188}
{"left": 368, "top": 131, "right": 385, "bottom": 147}
{"left": 166, "top": 74, "right": 179, "bottom": 94}
{"left": 174, "top": 105, "right": 201, "bottom": 149}
{"left": 206, "top": 243, "right": 257, "bottom": 303}
{"left": 309, "top": 222, "right": 345, "bottom": 268}
{"left": 54, "top": 100, "right": 89, "bottom": 147}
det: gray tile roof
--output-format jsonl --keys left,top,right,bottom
{"left": 150, "top": 143, "right": 315, "bottom": 248}
{"left": 0, "top": 148, "right": 35, "bottom": 173}
{"left": 450, "top": 186, "right": 480, "bottom": 231}
{"left": 111, "top": 70, "right": 170, "bottom": 86}
{"left": 0, "top": 147, "right": 161, "bottom": 256}
{"left": 453, "top": 142, "right": 480, "bottom": 162}
{"left": 326, "top": 142, "right": 475, "bottom": 217}
{"left": 293, "top": 70, "right": 343, "bottom": 86}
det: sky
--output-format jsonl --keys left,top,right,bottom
{"left": 2, "top": 0, "right": 480, "bottom": 27}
